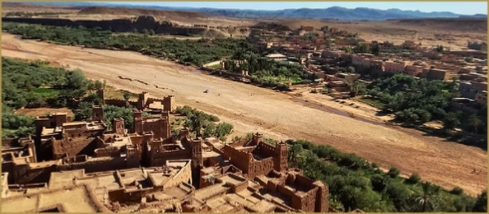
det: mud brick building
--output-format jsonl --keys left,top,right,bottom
{"left": 2, "top": 92, "right": 330, "bottom": 213}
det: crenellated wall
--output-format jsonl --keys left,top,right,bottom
{"left": 222, "top": 145, "right": 251, "bottom": 173}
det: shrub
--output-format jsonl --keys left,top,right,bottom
{"left": 406, "top": 173, "right": 421, "bottom": 184}
{"left": 451, "top": 186, "right": 464, "bottom": 195}
{"left": 387, "top": 167, "right": 400, "bottom": 178}
{"left": 214, "top": 122, "right": 233, "bottom": 138}
{"left": 371, "top": 174, "right": 390, "bottom": 192}
{"left": 371, "top": 162, "right": 379, "bottom": 168}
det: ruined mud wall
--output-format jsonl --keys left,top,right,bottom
{"left": 143, "top": 119, "right": 170, "bottom": 139}
{"left": 222, "top": 145, "right": 251, "bottom": 173}
{"left": 94, "top": 146, "right": 120, "bottom": 157}
{"left": 150, "top": 149, "right": 191, "bottom": 167}
{"left": 2, "top": 162, "right": 15, "bottom": 183}
{"left": 282, "top": 173, "right": 321, "bottom": 212}
{"left": 57, "top": 157, "right": 129, "bottom": 173}
{"left": 255, "top": 142, "right": 275, "bottom": 157}
{"left": 160, "top": 161, "right": 193, "bottom": 189}
{"left": 248, "top": 157, "right": 274, "bottom": 179}
{"left": 313, "top": 181, "right": 329, "bottom": 212}
{"left": 277, "top": 184, "right": 318, "bottom": 212}
{"left": 2, "top": 138, "right": 18, "bottom": 148}
{"left": 3, "top": 16, "right": 224, "bottom": 36}
{"left": 104, "top": 99, "right": 133, "bottom": 107}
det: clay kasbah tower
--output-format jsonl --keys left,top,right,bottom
{"left": 1, "top": 91, "right": 330, "bottom": 213}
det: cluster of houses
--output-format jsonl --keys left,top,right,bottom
{"left": 251, "top": 25, "right": 488, "bottom": 113}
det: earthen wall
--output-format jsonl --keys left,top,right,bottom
{"left": 248, "top": 157, "right": 274, "bottom": 179}
{"left": 57, "top": 157, "right": 128, "bottom": 173}
{"left": 52, "top": 137, "right": 98, "bottom": 159}
{"left": 143, "top": 118, "right": 170, "bottom": 139}
{"left": 104, "top": 99, "right": 128, "bottom": 107}
{"left": 222, "top": 145, "right": 251, "bottom": 173}
{"left": 231, "top": 180, "right": 248, "bottom": 193}
{"left": 150, "top": 149, "right": 191, "bottom": 166}
{"left": 313, "top": 181, "right": 329, "bottom": 212}
{"left": 162, "top": 161, "right": 193, "bottom": 189}
{"left": 256, "top": 142, "right": 275, "bottom": 157}
{"left": 94, "top": 146, "right": 120, "bottom": 157}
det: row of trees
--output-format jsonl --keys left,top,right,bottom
{"left": 284, "top": 139, "right": 486, "bottom": 212}
{"left": 3, "top": 22, "right": 252, "bottom": 67}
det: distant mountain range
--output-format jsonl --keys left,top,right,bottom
{"left": 9, "top": 2, "right": 488, "bottom": 21}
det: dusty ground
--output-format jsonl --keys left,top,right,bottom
{"left": 273, "top": 18, "right": 487, "bottom": 51}
{"left": 2, "top": 33, "right": 486, "bottom": 196}
{"left": 14, "top": 107, "right": 74, "bottom": 118}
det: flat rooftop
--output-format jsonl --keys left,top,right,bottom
{"left": 1, "top": 185, "right": 105, "bottom": 213}
{"left": 220, "top": 174, "right": 247, "bottom": 186}
{"left": 194, "top": 183, "right": 230, "bottom": 201}
{"left": 203, "top": 151, "right": 221, "bottom": 159}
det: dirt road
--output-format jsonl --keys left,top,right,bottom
{"left": 2, "top": 33, "right": 486, "bottom": 195}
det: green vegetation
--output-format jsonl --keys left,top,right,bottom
{"left": 2, "top": 57, "right": 96, "bottom": 137}
{"left": 3, "top": 22, "right": 317, "bottom": 88}
{"left": 284, "top": 139, "right": 484, "bottom": 212}
{"left": 366, "top": 74, "right": 487, "bottom": 133}
{"left": 3, "top": 57, "right": 134, "bottom": 135}
{"left": 359, "top": 97, "right": 386, "bottom": 109}
{"left": 3, "top": 22, "right": 251, "bottom": 67}
{"left": 31, "top": 88, "right": 60, "bottom": 96}
{"left": 3, "top": 57, "right": 109, "bottom": 110}
{"left": 176, "top": 105, "right": 233, "bottom": 140}
{"left": 222, "top": 52, "right": 315, "bottom": 87}
{"left": 2, "top": 105, "right": 35, "bottom": 138}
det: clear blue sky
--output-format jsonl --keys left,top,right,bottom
{"left": 107, "top": 2, "right": 487, "bottom": 15}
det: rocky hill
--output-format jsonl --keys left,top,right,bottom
{"left": 78, "top": 6, "right": 207, "bottom": 20}
{"left": 2, "top": 16, "right": 230, "bottom": 38}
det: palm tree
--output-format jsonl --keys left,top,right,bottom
{"left": 406, "top": 182, "right": 440, "bottom": 212}
{"left": 189, "top": 112, "right": 207, "bottom": 138}
{"left": 442, "top": 112, "right": 460, "bottom": 130}
{"left": 468, "top": 114, "right": 482, "bottom": 134}
{"left": 288, "top": 144, "right": 303, "bottom": 165}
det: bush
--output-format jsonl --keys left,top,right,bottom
{"left": 387, "top": 167, "right": 400, "bottom": 178}
{"left": 406, "top": 173, "right": 421, "bottom": 184}
{"left": 214, "top": 122, "right": 233, "bottom": 138}
{"left": 451, "top": 186, "right": 464, "bottom": 195}
{"left": 370, "top": 174, "right": 390, "bottom": 192}
{"left": 385, "top": 182, "right": 411, "bottom": 210}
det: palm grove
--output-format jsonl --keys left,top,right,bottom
{"left": 2, "top": 22, "right": 487, "bottom": 212}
